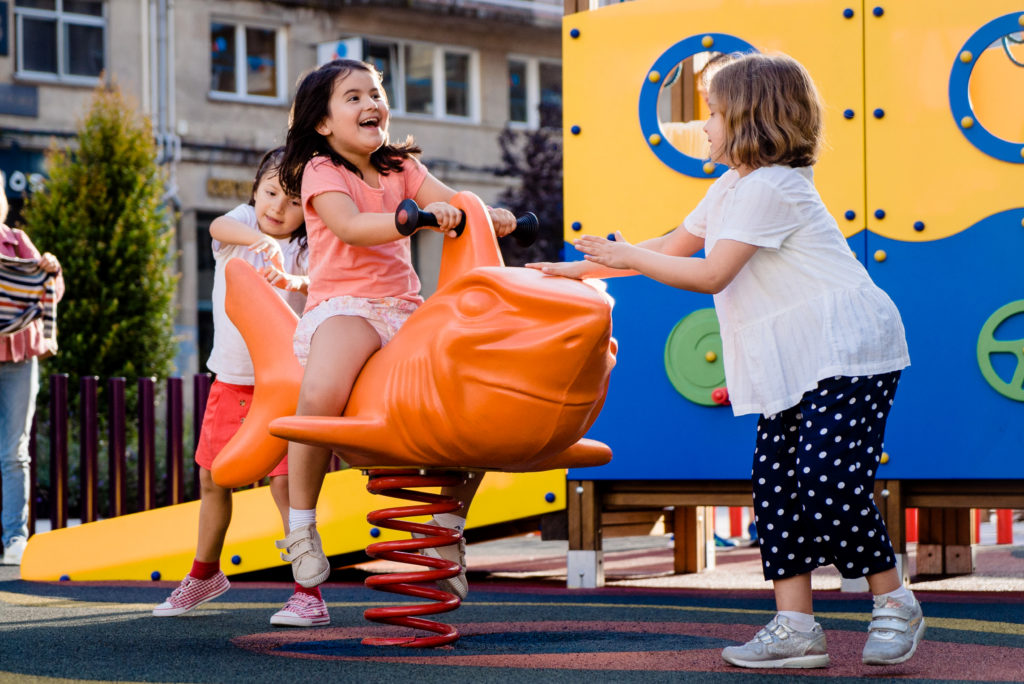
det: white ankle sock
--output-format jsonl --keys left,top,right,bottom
{"left": 289, "top": 508, "right": 316, "bottom": 533}
{"left": 433, "top": 513, "right": 466, "bottom": 533}
{"left": 777, "top": 610, "right": 816, "bottom": 632}
{"left": 877, "top": 585, "right": 914, "bottom": 606}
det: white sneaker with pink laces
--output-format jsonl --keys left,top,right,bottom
{"left": 270, "top": 591, "right": 331, "bottom": 627}
{"left": 152, "top": 572, "right": 230, "bottom": 616}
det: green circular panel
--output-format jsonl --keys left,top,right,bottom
{"left": 664, "top": 308, "right": 726, "bottom": 406}
{"left": 977, "top": 299, "right": 1024, "bottom": 401}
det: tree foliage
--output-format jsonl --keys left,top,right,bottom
{"left": 22, "top": 82, "right": 178, "bottom": 406}
{"left": 495, "top": 102, "right": 563, "bottom": 266}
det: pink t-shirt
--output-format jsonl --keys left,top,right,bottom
{"left": 301, "top": 155, "right": 428, "bottom": 313}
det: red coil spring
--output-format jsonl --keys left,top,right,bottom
{"left": 362, "top": 469, "right": 467, "bottom": 647}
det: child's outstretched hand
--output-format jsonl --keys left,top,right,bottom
{"left": 525, "top": 260, "right": 592, "bottom": 280}
{"left": 573, "top": 232, "right": 634, "bottom": 269}
{"left": 423, "top": 201, "right": 463, "bottom": 238}
{"left": 248, "top": 234, "right": 285, "bottom": 270}
{"left": 487, "top": 207, "right": 516, "bottom": 237}
{"left": 260, "top": 265, "right": 309, "bottom": 294}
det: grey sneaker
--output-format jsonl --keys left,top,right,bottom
{"left": 862, "top": 596, "right": 925, "bottom": 665}
{"left": 414, "top": 520, "right": 468, "bottom": 599}
{"left": 276, "top": 524, "right": 329, "bottom": 588}
{"left": 722, "top": 615, "right": 830, "bottom": 669}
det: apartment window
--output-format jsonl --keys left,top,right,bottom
{"left": 322, "top": 37, "right": 478, "bottom": 121}
{"left": 400, "top": 43, "right": 474, "bottom": 119}
{"left": 508, "top": 57, "right": 562, "bottom": 128}
{"left": 404, "top": 43, "right": 434, "bottom": 115}
{"left": 210, "top": 21, "right": 286, "bottom": 103}
{"left": 14, "top": 0, "right": 105, "bottom": 82}
{"left": 445, "top": 52, "right": 470, "bottom": 117}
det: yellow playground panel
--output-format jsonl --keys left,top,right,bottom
{"left": 562, "top": 0, "right": 864, "bottom": 243}
{"left": 21, "top": 469, "right": 564, "bottom": 582}
{"left": 563, "top": 0, "right": 1023, "bottom": 244}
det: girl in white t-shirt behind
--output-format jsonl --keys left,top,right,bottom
{"left": 529, "top": 53, "right": 921, "bottom": 670}
{"left": 153, "top": 147, "right": 324, "bottom": 628}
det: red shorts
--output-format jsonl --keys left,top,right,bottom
{"left": 194, "top": 380, "right": 288, "bottom": 478}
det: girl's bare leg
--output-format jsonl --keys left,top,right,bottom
{"left": 287, "top": 315, "right": 382, "bottom": 511}
{"left": 773, "top": 572, "right": 814, "bottom": 614}
{"left": 195, "top": 467, "right": 232, "bottom": 562}
{"left": 442, "top": 471, "right": 484, "bottom": 518}
{"left": 280, "top": 315, "right": 381, "bottom": 588}
{"left": 268, "top": 474, "right": 290, "bottom": 534}
{"left": 865, "top": 567, "right": 902, "bottom": 595}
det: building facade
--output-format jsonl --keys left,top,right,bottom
{"left": 0, "top": 0, "right": 563, "bottom": 375}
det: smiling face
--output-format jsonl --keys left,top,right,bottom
{"left": 315, "top": 68, "right": 390, "bottom": 163}
{"left": 253, "top": 172, "right": 304, "bottom": 238}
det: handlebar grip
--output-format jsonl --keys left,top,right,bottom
{"left": 395, "top": 199, "right": 466, "bottom": 237}
{"left": 395, "top": 199, "right": 537, "bottom": 246}
{"left": 511, "top": 212, "right": 539, "bottom": 247}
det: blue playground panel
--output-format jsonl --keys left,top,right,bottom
{"left": 570, "top": 212, "right": 1024, "bottom": 481}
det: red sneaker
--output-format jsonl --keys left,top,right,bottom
{"left": 152, "top": 572, "right": 230, "bottom": 617}
{"left": 270, "top": 591, "right": 331, "bottom": 627}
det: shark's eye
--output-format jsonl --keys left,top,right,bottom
{"left": 456, "top": 288, "right": 499, "bottom": 318}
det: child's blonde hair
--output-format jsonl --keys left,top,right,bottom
{"left": 710, "top": 53, "right": 823, "bottom": 169}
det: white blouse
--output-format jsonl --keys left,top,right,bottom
{"left": 683, "top": 165, "right": 910, "bottom": 416}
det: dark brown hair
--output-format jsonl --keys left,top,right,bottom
{"left": 278, "top": 59, "right": 421, "bottom": 197}
{"left": 709, "top": 53, "right": 823, "bottom": 169}
{"left": 251, "top": 146, "right": 307, "bottom": 250}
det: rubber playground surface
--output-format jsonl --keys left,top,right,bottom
{"left": 2, "top": 537, "right": 1023, "bottom": 683}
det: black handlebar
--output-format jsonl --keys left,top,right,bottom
{"left": 395, "top": 199, "right": 539, "bottom": 247}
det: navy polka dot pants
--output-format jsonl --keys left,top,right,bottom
{"left": 751, "top": 372, "right": 900, "bottom": 581}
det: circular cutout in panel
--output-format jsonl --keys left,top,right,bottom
{"left": 639, "top": 34, "right": 757, "bottom": 178}
{"left": 664, "top": 308, "right": 726, "bottom": 406}
{"left": 977, "top": 299, "right": 1024, "bottom": 401}
{"left": 949, "top": 12, "right": 1024, "bottom": 163}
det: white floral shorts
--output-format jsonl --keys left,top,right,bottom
{"left": 293, "top": 295, "right": 419, "bottom": 366}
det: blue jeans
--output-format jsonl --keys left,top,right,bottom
{"left": 0, "top": 357, "right": 38, "bottom": 546}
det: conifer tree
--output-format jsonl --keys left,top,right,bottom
{"left": 22, "top": 82, "right": 178, "bottom": 405}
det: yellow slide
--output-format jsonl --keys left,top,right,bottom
{"left": 19, "top": 469, "right": 566, "bottom": 582}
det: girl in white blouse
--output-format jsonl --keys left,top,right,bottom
{"left": 529, "top": 52, "right": 921, "bottom": 670}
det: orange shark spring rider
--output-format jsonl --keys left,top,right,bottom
{"left": 213, "top": 191, "right": 616, "bottom": 484}
{"left": 212, "top": 191, "right": 615, "bottom": 645}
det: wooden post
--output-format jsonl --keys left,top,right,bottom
{"left": 672, "top": 506, "right": 712, "bottom": 573}
{"left": 918, "top": 507, "right": 974, "bottom": 575}
{"left": 567, "top": 480, "right": 604, "bottom": 587}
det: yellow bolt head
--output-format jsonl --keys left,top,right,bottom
{"left": 873, "top": 249, "right": 887, "bottom": 262}
{"left": 702, "top": 161, "right": 716, "bottom": 174}
{"left": 959, "top": 50, "right": 973, "bottom": 63}
{"left": 648, "top": 71, "right": 661, "bottom": 83}
{"left": 705, "top": 350, "right": 717, "bottom": 363}
{"left": 880, "top": 452, "right": 890, "bottom": 464}
{"left": 961, "top": 116, "right": 974, "bottom": 129}
{"left": 648, "top": 133, "right": 661, "bottom": 146}
{"left": 702, "top": 35, "right": 714, "bottom": 48}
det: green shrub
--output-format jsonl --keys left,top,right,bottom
{"left": 22, "top": 81, "right": 181, "bottom": 516}
{"left": 23, "top": 81, "right": 178, "bottom": 412}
